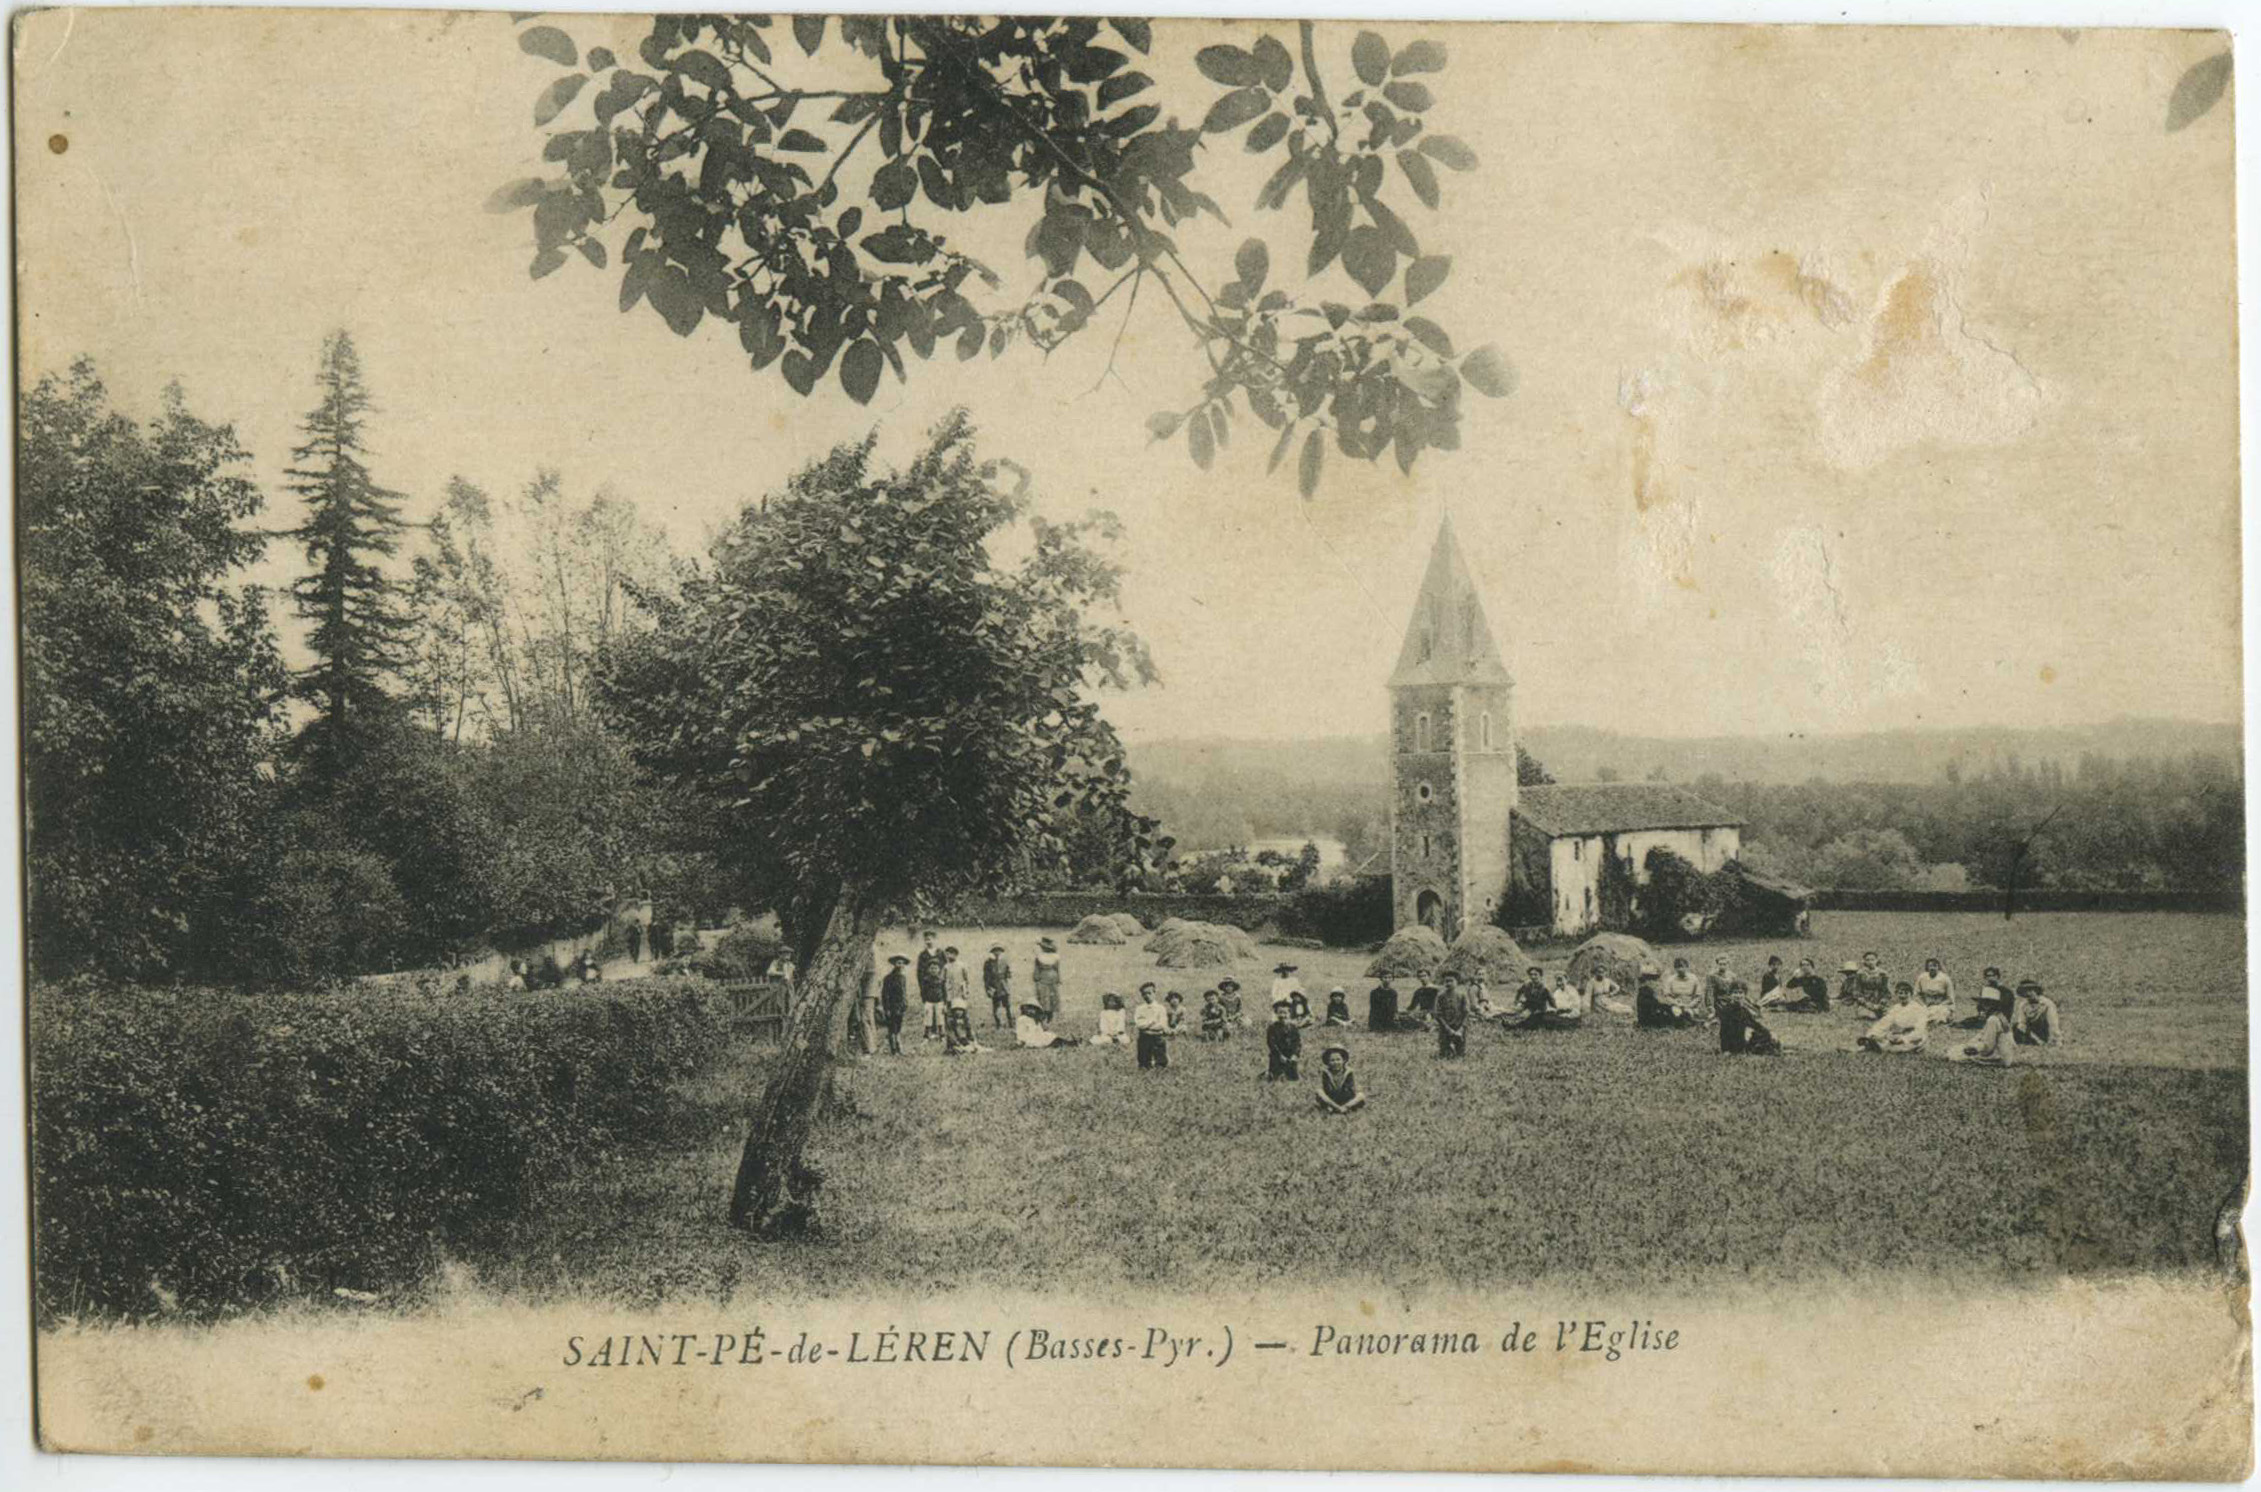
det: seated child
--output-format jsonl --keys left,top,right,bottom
{"left": 1715, "top": 979, "right": 1782, "bottom": 1056}
{"left": 1636, "top": 962, "right": 1699, "bottom": 1028}
{"left": 1089, "top": 992, "right": 1130, "bottom": 1046}
{"left": 1165, "top": 991, "right": 1187, "bottom": 1034}
{"left": 943, "top": 1002, "right": 984, "bottom": 1055}
{"left": 1950, "top": 991, "right": 2018, "bottom": 1066}
{"left": 1199, "top": 990, "right": 1228, "bottom": 1042}
{"left": 1323, "top": 987, "right": 1353, "bottom": 1026}
{"left": 1265, "top": 999, "right": 1303, "bottom": 1080}
{"left": 1856, "top": 983, "right": 1932, "bottom": 1054}
{"left": 1217, "top": 978, "right": 1247, "bottom": 1029}
{"left": 1313, "top": 1044, "right": 1366, "bottom": 1115}
{"left": 1016, "top": 1003, "right": 1074, "bottom": 1050}
{"left": 2012, "top": 980, "right": 2064, "bottom": 1047}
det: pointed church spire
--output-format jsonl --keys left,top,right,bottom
{"left": 1388, "top": 516, "right": 1512, "bottom": 688}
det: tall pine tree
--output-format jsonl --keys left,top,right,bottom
{"left": 285, "top": 332, "right": 414, "bottom": 782}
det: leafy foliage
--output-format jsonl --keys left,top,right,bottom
{"left": 18, "top": 361, "right": 288, "bottom": 981}
{"left": 30, "top": 975, "right": 731, "bottom": 1320}
{"left": 596, "top": 410, "right": 1154, "bottom": 932}
{"left": 499, "top": 15, "right": 1511, "bottom": 497}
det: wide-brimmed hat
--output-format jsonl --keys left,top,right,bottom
{"left": 1038, "top": 936, "right": 1058, "bottom": 950}
{"left": 1272, "top": 998, "right": 1292, "bottom": 1010}
{"left": 1321, "top": 1044, "right": 1350, "bottom": 1062}
{"left": 887, "top": 955, "right": 910, "bottom": 966}
{"left": 1840, "top": 961, "right": 1859, "bottom": 973}
{"left": 1218, "top": 978, "right": 1240, "bottom": 991}
{"left": 1274, "top": 963, "right": 1298, "bottom": 974}
{"left": 1019, "top": 1003, "right": 1044, "bottom": 1017}
{"left": 989, "top": 944, "right": 1005, "bottom": 953}
{"left": 2016, "top": 979, "right": 2044, "bottom": 995}
{"left": 1329, "top": 985, "right": 1346, "bottom": 995}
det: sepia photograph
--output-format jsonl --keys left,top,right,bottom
{"left": 11, "top": 5, "right": 2252, "bottom": 1478}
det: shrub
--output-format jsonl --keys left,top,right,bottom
{"left": 1278, "top": 877, "right": 1393, "bottom": 946}
{"left": 684, "top": 924, "right": 785, "bottom": 982}
{"left": 29, "top": 975, "right": 731, "bottom": 1322}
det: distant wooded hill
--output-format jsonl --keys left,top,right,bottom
{"left": 1127, "top": 718, "right": 2244, "bottom": 859}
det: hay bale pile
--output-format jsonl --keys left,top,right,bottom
{"left": 1106, "top": 911, "right": 1146, "bottom": 938}
{"left": 1069, "top": 914, "right": 1128, "bottom": 945}
{"left": 1365, "top": 924, "right": 1448, "bottom": 980}
{"left": 1437, "top": 926, "right": 1530, "bottom": 986}
{"left": 1143, "top": 917, "right": 1189, "bottom": 953}
{"left": 1151, "top": 919, "right": 1258, "bottom": 969}
{"left": 1566, "top": 932, "right": 1659, "bottom": 995}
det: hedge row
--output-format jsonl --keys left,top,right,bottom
{"left": 30, "top": 975, "right": 734, "bottom": 1322}
{"left": 942, "top": 889, "right": 1292, "bottom": 932}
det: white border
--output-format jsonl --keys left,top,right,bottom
{"left": 2, "top": 2, "right": 2254, "bottom": 1490}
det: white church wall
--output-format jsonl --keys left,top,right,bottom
{"left": 1546, "top": 825, "right": 1742, "bottom": 934}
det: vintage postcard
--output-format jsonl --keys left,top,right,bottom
{"left": 14, "top": 7, "right": 2250, "bottom": 1478}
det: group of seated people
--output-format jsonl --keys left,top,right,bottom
{"left": 980, "top": 938, "right": 2064, "bottom": 1077}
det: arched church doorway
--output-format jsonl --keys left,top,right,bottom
{"left": 1415, "top": 889, "right": 1443, "bottom": 929}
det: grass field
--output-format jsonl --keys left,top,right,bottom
{"left": 467, "top": 911, "right": 2249, "bottom": 1306}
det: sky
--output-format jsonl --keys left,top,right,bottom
{"left": 13, "top": 11, "right": 2243, "bottom": 747}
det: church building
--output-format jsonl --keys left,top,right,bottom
{"left": 1388, "top": 519, "right": 1743, "bottom": 938}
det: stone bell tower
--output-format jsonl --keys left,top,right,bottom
{"left": 1388, "top": 517, "right": 1516, "bottom": 939}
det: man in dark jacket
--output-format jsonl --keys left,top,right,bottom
{"left": 982, "top": 944, "right": 1014, "bottom": 1027}
{"left": 879, "top": 954, "right": 910, "bottom": 1055}
{"left": 915, "top": 929, "right": 947, "bottom": 1040}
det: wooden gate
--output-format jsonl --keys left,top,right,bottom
{"left": 718, "top": 978, "right": 790, "bottom": 1042}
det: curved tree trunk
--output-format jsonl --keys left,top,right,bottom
{"left": 727, "top": 883, "right": 878, "bottom": 1235}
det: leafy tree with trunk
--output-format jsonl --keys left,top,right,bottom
{"left": 18, "top": 360, "right": 287, "bottom": 980}
{"left": 499, "top": 14, "right": 1510, "bottom": 497}
{"left": 285, "top": 332, "right": 416, "bottom": 782}
{"left": 595, "top": 410, "right": 1152, "bottom": 1233}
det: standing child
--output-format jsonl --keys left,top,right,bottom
{"left": 983, "top": 944, "right": 1014, "bottom": 1028}
{"left": 917, "top": 930, "right": 947, "bottom": 1039}
{"left": 1265, "top": 998, "right": 1303, "bottom": 1081}
{"left": 1434, "top": 973, "right": 1470, "bottom": 1058}
{"left": 1314, "top": 1044, "right": 1367, "bottom": 1114}
{"left": 1133, "top": 985, "right": 1171, "bottom": 1070}
{"left": 880, "top": 954, "right": 910, "bottom": 1056}
{"left": 1031, "top": 937, "right": 1063, "bottom": 1026}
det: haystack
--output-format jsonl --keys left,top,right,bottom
{"left": 1143, "top": 916, "right": 1190, "bottom": 953}
{"left": 1106, "top": 911, "right": 1147, "bottom": 937}
{"left": 1565, "top": 932, "right": 1658, "bottom": 994}
{"left": 1365, "top": 924, "right": 1448, "bottom": 980}
{"left": 1437, "top": 925, "right": 1530, "bottom": 986}
{"left": 1069, "top": 914, "right": 1128, "bottom": 945}
{"left": 1153, "top": 920, "right": 1256, "bottom": 969}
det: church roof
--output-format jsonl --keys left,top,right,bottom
{"left": 1389, "top": 516, "right": 1513, "bottom": 689}
{"left": 1513, "top": 783, "right": 1745, "bottom": 837}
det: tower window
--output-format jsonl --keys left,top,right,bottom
{"left": 1573, "top": 840, "right": 1582, "bottom": 861}
{"left": 1415, "top": 713, "right": 1431, "bottom": 752}
{"left": 1480, "top": 712, "right": 1492, "bottom": 750}
{"left": 1421, "top": 833, "right": 1431, "bottom": 859}
{"left": 1416, "top": 782, "right": 1433, "bottom": 802}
